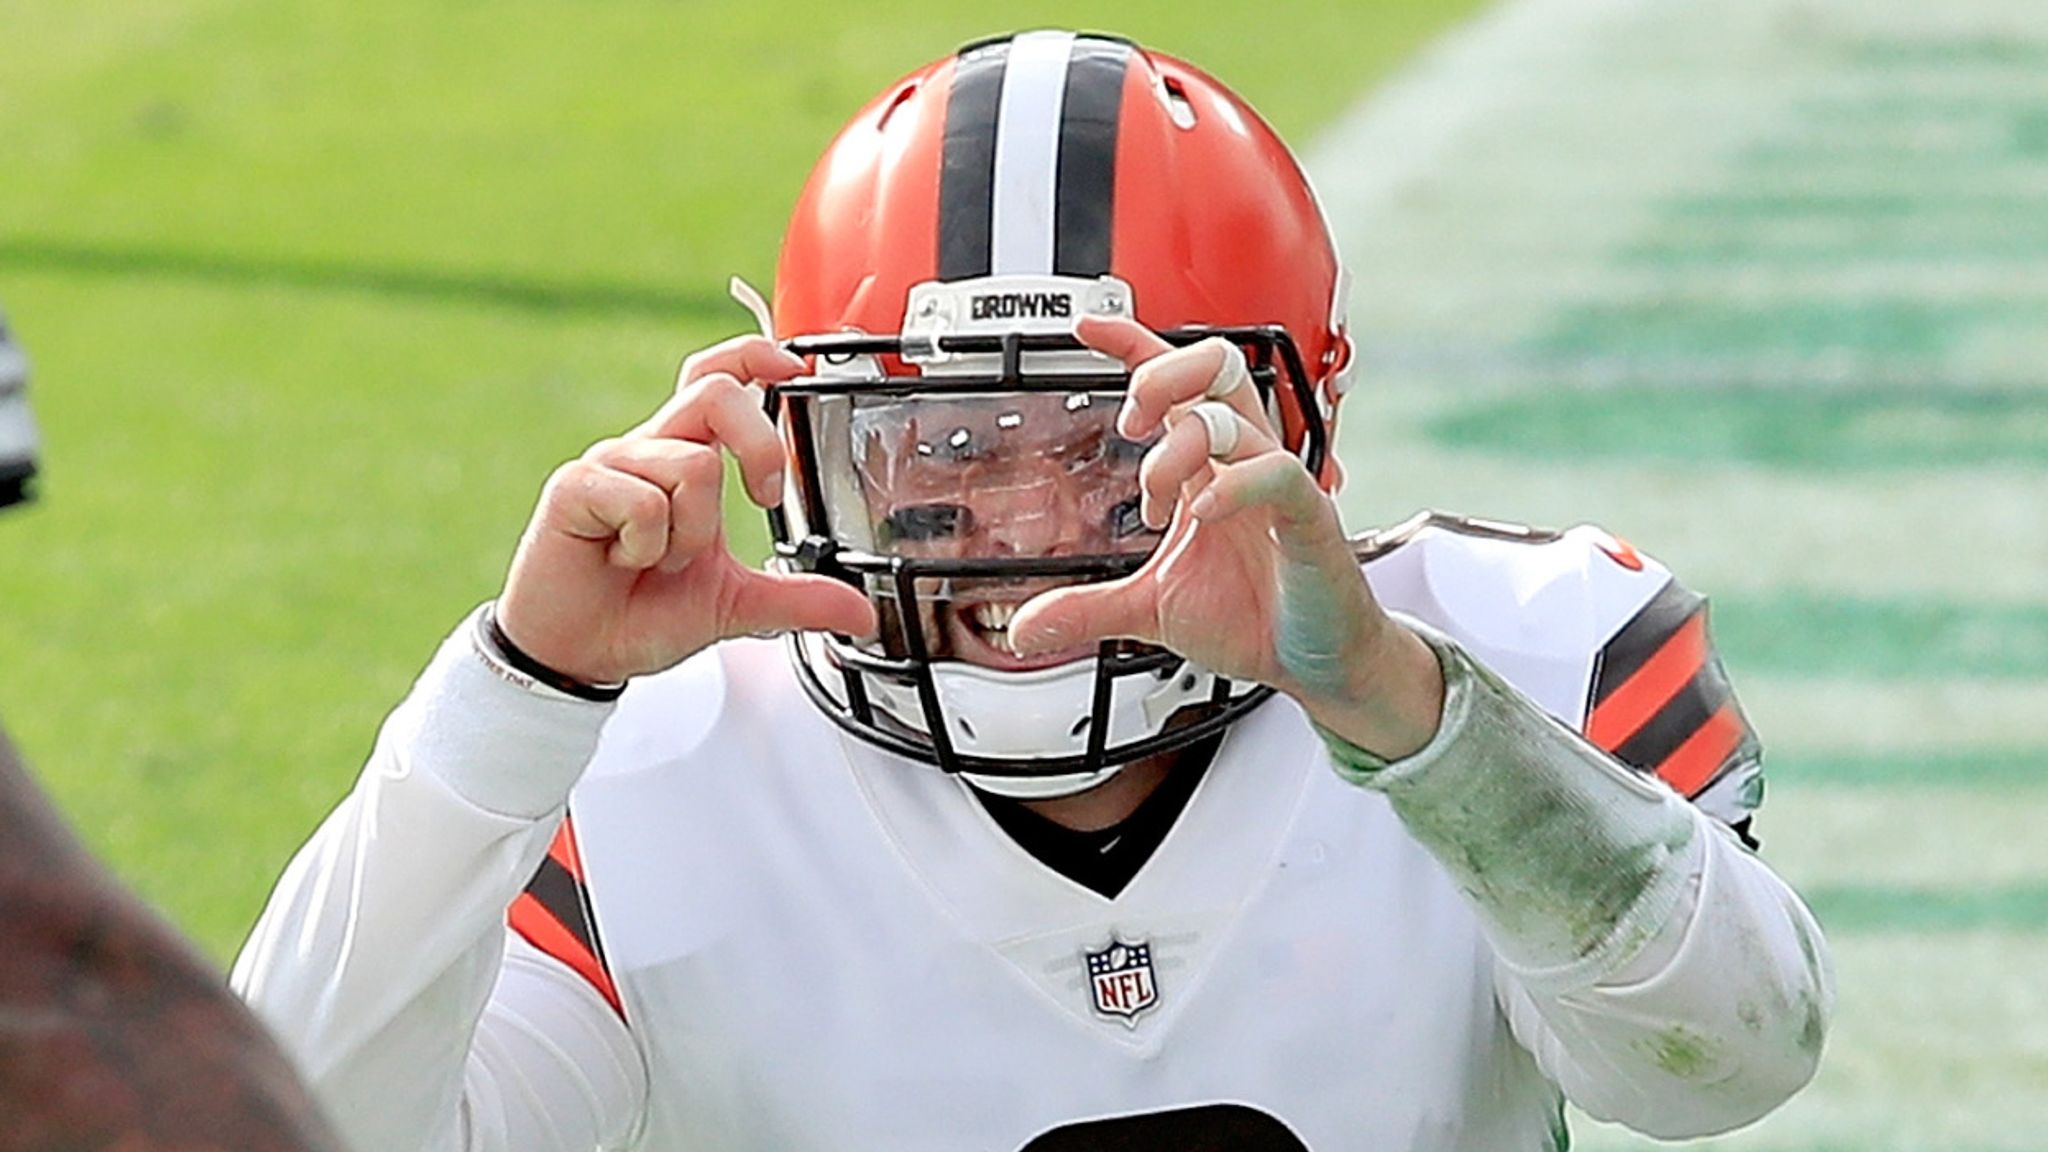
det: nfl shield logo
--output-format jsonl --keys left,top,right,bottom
{"left": 1084, "top": 938, "right": 1159, "bottom": 1025}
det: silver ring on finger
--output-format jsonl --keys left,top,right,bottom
{"left": 1192, "top": 400, "right": 1242, "bottom": 459}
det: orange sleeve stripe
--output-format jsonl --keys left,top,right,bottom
{"left": 509, "top": 892, "right": 623, "bottom": 1016}
{"left": 548, "top": 819, "right": 586, "bottom": 883}
{"left": 1656, "top": 701, "right": 1748, "bottom": 797}
{"left": 1588, "top": 611, "right": 1709, "bottom": 750}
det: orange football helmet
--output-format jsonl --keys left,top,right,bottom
{"left": 760, "top": 31, "right": 1353, "bottom": 794}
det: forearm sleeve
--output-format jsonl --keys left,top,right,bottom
{"left": 1323, "top": 627, "right": 1833, "bottom": 1137}
{"left": 231, "top": 608, "right": 645, "bottom": 1152}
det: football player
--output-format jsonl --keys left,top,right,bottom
{"left": 0, "top": 314, "right": 343, "bottom": 1151}
{"left": 1, "top": 309, "right": 37, "bottom": 509}
{"left": 235, "top": 32, "right": 1832, "bottom": 1152}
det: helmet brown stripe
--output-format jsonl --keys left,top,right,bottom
{"left": 1054, "top": 37, "right": 1131, "bottom": 277}
{"left": 938, "top": 41, "right": 1007, "bottom": 281}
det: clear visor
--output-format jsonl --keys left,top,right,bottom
{"left": 842, "top": 390, "right": 1160, "bottom": 565}
{"left": 787, "top": 389, "right": 1162, "bottom": 661}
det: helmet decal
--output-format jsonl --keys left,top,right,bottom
{"left": 938, "top": 32, "right": 1132, "bottom": 282}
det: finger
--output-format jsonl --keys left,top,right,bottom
{"left": 543, "top": 461, "right": 677, "bottom": 571}
{"left": 680, "top": 372, "right": 786, "bottom": 507}
{"left": 580, "top": 435, "right": 717, "bottom": 494}
{"left": 575, "top": 441, "right": 727, "bottom": 572}
{"left": 1116, "top": 337, "right": 1268, "bottom": 442}
{"left": 632, "top": 372, "right": 786, "bottom": 506}
{"left": 1186, "top": 452, "right": 1339, "bottom": 547}
{"left": 658, "top": 455, "right": 727, "bottom": 573}
{"left": 677, "top": 334, "right": 807, "bottom": 390}
{"left": 722, "top": 569, "right": 878, "bottom": 639}
{"left": 1137, "top": 402, "right": 1280, "bottom": 529}
{"left": 1008, "top": 576, "right": 1157, "bottom": 658}
{"left": 1073, "top": 313, "right": 1173, "bottom": 369}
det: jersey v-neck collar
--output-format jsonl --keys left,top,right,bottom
{"left": 969, "top": 735, "right": 1221, "bottom": 900}
{"left": 842, "top": 691, "right": 1321, "bottom": 950}
{"left": 840, "top": 696, "right": 1323, "bottom": 1049}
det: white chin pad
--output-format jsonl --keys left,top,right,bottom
{"left": 862, "top": 654, "right": 1220, "bottom": 755}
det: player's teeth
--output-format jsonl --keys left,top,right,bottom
{"left": 973, "top": 603, "right": 1017, "bottom": 631}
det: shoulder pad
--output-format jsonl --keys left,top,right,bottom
{"left": 1351, "top": 509, "right": 1565, "bottom": 562}
{"left": 1359, "top": 512, "right": 1763, "bottom": 809}
{"left": 1359, "top": 511, "right": 1672, "bottom": 727}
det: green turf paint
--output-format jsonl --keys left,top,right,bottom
{"left": 1514, "top": 22, "right": 2048, "bottom": 413}
{"left": 1804, "top": 883, "right": 2048, "bottom": 934}
{"left": 1708, "top": 596, "right": 2048, "bottom": 680}
{"left": 1622, "top": 231, "right": 2048, "bottom": 268}
{"left": 1615, "top": 94, "right": 2048, "bottom": 265}
{"left": 1426, "top": 387, "right": 2048, "bottom": 469}
{"left": 1768, "top": 749, "right": 2047, "bottom": 789}
{"left": 1532, "top": 302, "right": 1979, "bottom": 362}
{"left": 1845, "top": 36, "right": 2048, "bottom": 68}
{"left": 1661, "top": 192, "right": 2047, "bottom": 222}
{"left": 2016, "top": 112, "right": 2048, "bottom": 157}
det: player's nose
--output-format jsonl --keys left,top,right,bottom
{"left": 979, "top": 506, "right": 1065, "bottom": 556}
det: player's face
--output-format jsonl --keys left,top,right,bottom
{"left": 851, "top": 392, "right": 1160, "bottom": 669}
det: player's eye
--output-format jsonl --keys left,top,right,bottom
{"left": 884, "top": 503, "right": 973, "bottom": 542}
{"left": 1106, "top": 496, "right": 1148, "bottom": 540}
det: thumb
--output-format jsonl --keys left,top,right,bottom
{"left": 1009, "top": 578, "right": 1156, "bottom": 657}
{"left": 724, "top": 570, "right": 877, "bottom": 639}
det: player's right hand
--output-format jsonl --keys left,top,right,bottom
{"left": 493, "top": 335, "right": 876, "bottom": 687}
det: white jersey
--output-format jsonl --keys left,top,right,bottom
{"left": 233, "top": 517, "right": 1827, "bottom": 1152}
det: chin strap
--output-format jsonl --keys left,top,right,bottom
{"left": 729, "top": 276, "right": 777, "bottom": 339}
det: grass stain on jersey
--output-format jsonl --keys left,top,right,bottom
{"left": 1375, "top": 652, "right": 1695, "bottom": 969}
{"left": 1639, "top": 1025, "right": 1720, "bottom": 1080}
{"left": 1531, "top": 302, "right": 1982, "bottom": 363}
{"left": 1425, "top": 388, "right": 2048, "bottom": 470}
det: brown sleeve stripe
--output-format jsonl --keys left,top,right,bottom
{"left": 546, "top": 816, "right": 587, "bottom": 883}
{"left": 1659, "top": 701, "right": 1752, "bottom": 797}
{"left": 507, "top": 818, "right": 622, "bottom": 1017}
{"left": 1587, "top": 609, "right": 1709, "bottom": 751}
{"left": 1588, "top": 579, "right": 1760, "bottom": 800}
{"left": 1608, "top": 643, "right": 1738, "bottom": 771}
{"left": 520, "top": 853, "right": 598, "bottom": 956}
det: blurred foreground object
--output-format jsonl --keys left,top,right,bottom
{"left": 0, "top": 727, "right": 344, "bottom": 1151}
{"left": 0, "top": 312, "right": 36, "bottom": 509}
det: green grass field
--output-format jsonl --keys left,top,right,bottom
{"left": 6, "top": 1, "right": 2046, "bottom": 1148}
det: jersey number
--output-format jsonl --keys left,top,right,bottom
{"left": 1020, "top": 1103, "right": 1309, "bottom": 1151}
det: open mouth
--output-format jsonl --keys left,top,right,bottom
{"left": 942, "top": 598, "right": 1090, "bottom": 671}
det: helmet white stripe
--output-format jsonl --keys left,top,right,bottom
{"left": 989, "top": 30, "right": 1076, "bottom": 276}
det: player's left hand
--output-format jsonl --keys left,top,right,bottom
{"left": 1008, "top": 315, "right": 1444, "bottom": 760}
